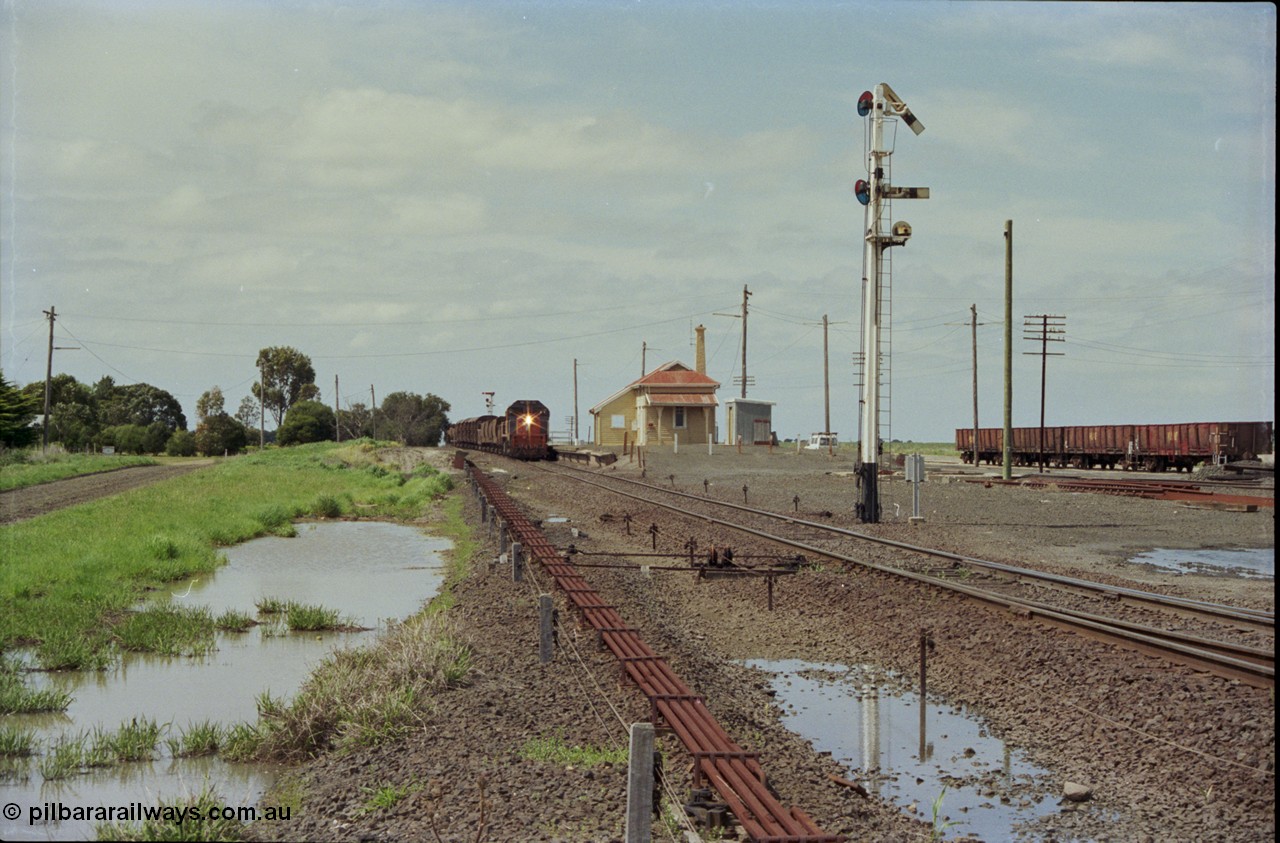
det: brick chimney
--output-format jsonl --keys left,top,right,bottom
{"left": 695, "top": 324, "right": 707, "bottom": 374}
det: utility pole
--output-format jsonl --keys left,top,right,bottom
{"left": 853, "top": 83, "right": 928, "bottom": 523}
{"left": 572, "top": 358, "right": 579, "bottom": 445}
{"left": 1003, "top": 221, "right": 1013, "bottom": 479}
{"left": 370, "top": 385, "right": 377, "bottom": 440}
{"left": 258, "top": 361, "right": 266, "bottom": 449}
{"left": 641, "top": 341, "right": 646, "bottom": 378}
{"left": 334, "top": 374, "right": 341, "bottom": 443}
{"left": 739, "top": 284, "right": 751, "bottom": 399}
{"left": 971, "top": 304, "right": 980, "bottom": 467}
{"left": 806, "top": 314, "right": 848, "bottom": 439}
{"left": 1023, "top": 314, "right": 1066, "bottom": 473}
{"left": 41, "top": 306, "right": 56, "bottom": 453}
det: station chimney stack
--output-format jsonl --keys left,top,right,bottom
{"left": 695, "top": 324, "right": 707, "bottom": 374}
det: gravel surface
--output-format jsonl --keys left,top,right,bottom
{"left": 0, "top": 462, "right": 214, "bottom": 524}
{"left": 259, "top": 446, "right": 1274, "bottom": 842}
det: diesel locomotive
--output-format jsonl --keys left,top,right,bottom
{"left": 445, "top": 400, "right": 554, "bottom": 460}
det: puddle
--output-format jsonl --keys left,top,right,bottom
{"left": 1126, "top": 548, "right": 1274, "bottom": 580}
{"left": 747, "top": 659, "right": 1060, "bottom": 840}
{"left": 1, "top": 521, "right": 449, "bottom": 841}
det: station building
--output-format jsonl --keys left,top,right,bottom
{"left": 589, "top": 326, "right": 720, "bottom": 448}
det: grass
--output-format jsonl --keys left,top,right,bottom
{"left": 214, "top": 609, "right": 256, "bottom": 632}
{"left": 39, "top": 732, "right": 88, "bottom": 780}
{"left": 1, "top": 440, "right": 447, "bottom": 671}
{"left": 95, "top": 786, "right": 249, "bottom": 842}
{"left": 0, "top": 723, "right": 36, "bottom": 756}
{"left": 0, "top": 449, "right": 157, "bottom": 492}
{"left": 360, "top": 779, "right": 422, "bottom": 813}
{"left": 251, "top": 613, "right": 472, "bottom": 761}
{"left": 520, "top": 733, "right": 628, "bottom": 766}
{"left": 255, "top": 596, "right": 288, "bottom": 615}
{"left": 0, "top": 658, "right": 72, "bottom": 713}
{"left": 166, "top": 720, "right": 224, "bottom": 758}
{"left": 284, "top": 602, "right": 345, "bottom": 631}
{"left": 114, "top": 604, "right": 216, "bottom": 656}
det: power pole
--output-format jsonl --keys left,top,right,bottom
{"left": 853, "top": 83, "right": 928, "bottom": 523}
{"left": 739, "top": 284, "right": 751, "bottom": 399}
{"left": 370, "top": 385, "right": 377, "bottom": 440}
{"left": 259, "top": 361, "right": 266, "bottom": 449}
{"left": 572, "top": 358, "right": 579, "bottom": 444}
{"left": 823, "top": 314, "right": 831, "bottom": 435}
{"left": 1023, "top": 314, "right": 1066, "bottom": 473}
{"left": 334, "top": 374, "right": 341, "bottom": 443}
{"left": 641, "top": 341, "right": 646, "bottom": 378}
{"left": 971, "top": 304, "right": 980, "bottom": 467}
{"left": 1003, "top": 221, "right": 1013, "bottom": 479}
{"left": 41, "top": 306, "right": 55, "bottom": 453}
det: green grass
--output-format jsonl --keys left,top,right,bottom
{"left": 1, "top": 440, "right": 443, "bottom": 670}
{"left": 0, "top": 723, "right": 36, "bottom": 757}
{"left": 252, "top": 613, "right": 472, "bottom": 761}
{"left": 220, "top": 722, "right": 264, "bottom": 763}
{"left": 284, "top": 602, "right": 345, "bottom": 632}
{"left": 520, "top": 733, "right": 628, "bottom": 766}
{"left": 39, "top": 733, "right": 88, "bottom": 780}
{"left": 255, "top": 596, "right": 287, "bottom": 615}
{"left": 166, "top": 720, "right": 224, "bottom": 758}
{"left": 360, "top": 779, "right": 422, "bottom": 813}
{"left": 114, "top": 604, "right": 216, "bottom": 656}
{"left": 95, "top": 786, "right": 249, "bottom": 842}
{"left": 0, "top": 658, "right": 72, "bottom": 713}
{"left": 214, "top": 609, "right": 256, "bottom": 632}
{"left": 0, "top": 450, "right": 157, "bottom": 492}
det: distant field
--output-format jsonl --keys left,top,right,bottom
{"left": 0, "top": 452, "right": 157, "bottom": 492}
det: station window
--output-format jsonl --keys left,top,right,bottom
{"left": 611, "top": 414, "right": 626, "bottom": 429}
{"left": 674, "top": 407, "right": 687, "bottom": 428}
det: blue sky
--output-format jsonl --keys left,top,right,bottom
{"left": 2, "top": 1, "right": 1274, "bottom": 443}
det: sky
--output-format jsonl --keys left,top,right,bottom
{"left": 2, "top": 0, "right": 1275, "bottom": 444}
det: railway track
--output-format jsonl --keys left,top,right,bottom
{"left": 533, "top": 461, "right": 1275, "bottom": 690}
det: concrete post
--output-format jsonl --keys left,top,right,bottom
{"left": 625, "top": 722, "right": 655, "bottom": 843}
{"left": 511, "top": 541, "right": 523, "bottom": 582}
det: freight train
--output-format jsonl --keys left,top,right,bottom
{"left": 445, "top": 400, "right": 554, "bottom": 460}
{"left": 956, "top": 421, "right": 1273, "bottom": 472}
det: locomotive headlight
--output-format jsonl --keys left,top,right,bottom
{"left": 523, "top": 414, "right": 535, "bottom": 427}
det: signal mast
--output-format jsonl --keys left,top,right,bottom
{"left": 854, "top": 83, "right": 929, "bottom": 523}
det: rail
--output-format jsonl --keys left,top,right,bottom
{"left": 466, "top": 461, "right": 842, "bottom": 843}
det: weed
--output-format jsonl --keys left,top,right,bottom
{"left": 931, "top": 786, "right": 960, "bottom": 841}
{"left": 167, "top": 720, "right": 224, "bottom": 758}
{"left": 360, "top": 778, "right": 422, "bottom": 813}
{"left": 36, "top": 629, "right": 114, "bottom": 671}
{"left": 39, "top": 733, "right": 87, "bottom": 780}
{"left": 215, "top": 609, "right": 255, "bottom": 632}
{"left": 312, "top": 494, "right": 344, "bottom": 518}
{"left": 108, "top": 717, "right": 164, "bottom": 762}
{"left": 95, "top": 786, "right": 248, "bottom": 841}
{"left": 114, "top": 605, "right": 215, "bottom": 656}
{"left": 0, "top": 662, "right": 72, "bottom": 713}
{"left": 255, "top": 596, "right": 288, "bottom": 615}
{"left": 220, "top": 722, "right": 263, "bottom": 762}
{"left": 520, "top": 733, "right": 627, "bottom": 766}
{"left": 0, "top": 724, "right": 36, "bottom": 757}
{"left": 284, "top": 602, "right": 343, "bottom": 632}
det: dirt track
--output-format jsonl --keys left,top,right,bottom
{"left": 0, "top": 462, "right": 213, "bottom": 524}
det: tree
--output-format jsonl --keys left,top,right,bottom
{"left": 337, "top": 402, "right": 374, "bottom": 440}
{"left": 0, "top": 370, "right": 39, "bottom": 448}
{"left": 235, "top": 395, "right": 260, "bottom": 431}
{"left": 101, "top": 424, "right": 147, "bottom": 455}
{"left": 166, "top": 429, "right": 197, "bottom": 457}
{"left": 22, "top": 375, "right": 97, "bottom": 451}
{"left": 278, "top": 400, "right": 336, "bottom": 446}
{"left": 377, "top": 392, "right": 450, "bottom": 446}
{"left": 98, "top": 383, "right": 187, "bottom": 431}
{"left": 196, "top": 387, "right": 225, "bottom": 424}
{"left": 253, "top": 347, "right": 319, "bottom": 429}
{"left": 195, "top": 413, "right": 249, "bottom": 457}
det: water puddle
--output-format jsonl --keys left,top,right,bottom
{"left": 748, "top": 659, "right": 1060, "bottom": 840}
{"left": 1126, "top": 547, "right": 1274, "bottom": 580}
{"left": 2, "top": 521, "right": 449, "bottom": 841}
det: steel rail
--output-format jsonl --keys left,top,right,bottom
{"left": 466, "top": 462, "right": 842, "bottom": 842}
{"left": 537, "top": 463, "right": 1274, "bottom": 690}
{"left": 548, "top": 463, "right": 1274, "bottom": 630}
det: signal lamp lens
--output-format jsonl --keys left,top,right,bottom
{"left": 857, "top": 91, "right": 873, "bottom": 117}
{"left": 854, "top": 179, "right": 871, "bottom": 206}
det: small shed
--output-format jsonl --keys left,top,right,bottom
{"left": 724, "top": 398, "right": 776, "bottom": 445}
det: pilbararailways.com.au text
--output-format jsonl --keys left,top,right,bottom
{"left": 21, "top": 801, "right": 291, "bottom": 825}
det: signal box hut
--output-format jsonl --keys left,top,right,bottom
{"left": 724, "top": 398, "right": 776, "bottom": 446}
{"left": 590, "top": 361, "right": 720, "bottom": 448}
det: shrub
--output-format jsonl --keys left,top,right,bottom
{"left": 165, "top": 429, "right": 197, "bottom": 456}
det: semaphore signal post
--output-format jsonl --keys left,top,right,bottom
{"left": 854, "top": 83, "right": 929, "bottom": 523}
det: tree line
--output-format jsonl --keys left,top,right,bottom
{"left": 0, "top": 346, "right": 450, "bottom": 456}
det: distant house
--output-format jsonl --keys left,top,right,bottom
{"left": 589, "top": 326, "right": 720, "bottom": 447}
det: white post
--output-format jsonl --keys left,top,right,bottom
{"left": 673, "top": 433, "right": 678, "bottom": 454}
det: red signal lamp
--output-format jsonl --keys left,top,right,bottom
{"left": 854, "top": 179, "right": 871, "bottom": 206}
{"left": 857, "top": 90, "right": 873, "bottom": 117}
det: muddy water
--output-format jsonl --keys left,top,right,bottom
{"left": 749, "top": 659, "right": 1062, "bottom": 840}
{"left": 1126, "top": 547, "right": 1274, "bottom": 580}
{"left": 1, "top": 521, "right": 448, "bottom": 841}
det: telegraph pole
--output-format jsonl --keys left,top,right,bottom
{"left": 971, "top": 305, "right": 980, "bottom": 467}
{"left": 854, "top": 84, "right": 928, "bottom": 523}
{"left": 334, "top": 374, "right": 341, "bottom": 443}
{"left": 41, "top": 306, "right": 55, "bottom": 453}
{"left": 572, "top": 358, "right": 579, "bottom": 444}
{"left": 1023, "top": 314, "right": 1065, "bottom": 473}
{"left": 1003, "top": 221, "right": 1013, "bottom": 479}
{"left": 739, "top": 285, "right": 751, "bottom": 399}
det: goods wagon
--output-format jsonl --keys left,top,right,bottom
{"left": 445, "top": 400, "right": 553, "bottom": 460}
{"left": 955, "top": 421, "right": 1272, "bottom": 472}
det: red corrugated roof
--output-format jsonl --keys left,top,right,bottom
{"left": 645, "top": 393, "right": 719, "bottom": 406}
{"left": 637, "top": 367, "right": 719, "bottom": 387}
